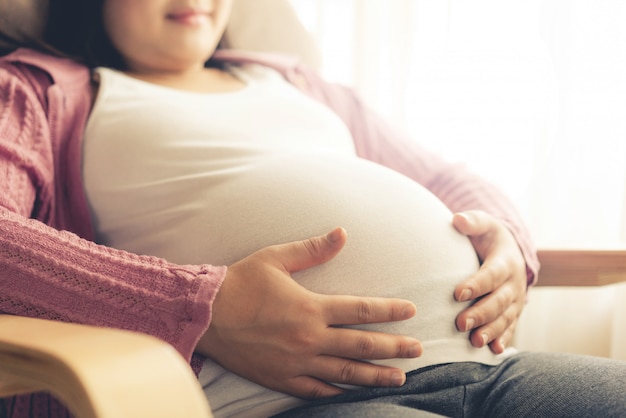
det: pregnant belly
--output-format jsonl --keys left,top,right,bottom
{"left": 175, "top": 153, "right": 504, "bottom": 418}
{"left": 128, "top": 152, "right": 484, "bottom": 363}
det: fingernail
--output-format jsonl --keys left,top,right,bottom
{"left": 457, "top": 212, "right": 472, "bottom": 224}
{"left": 326, "top": 228, "right": 342, "bottom": 243}
{"left": 407, "top": 341, "right": 422, "bottom": 357}
{"left": 391, "top": 371, "right": 406, "bottom": 387}
{"left": 481, "top": 333, "right": 489, "bottom": 346}
{"left": 465, "top": 318, "right": 475, "bottom": 332}
{"left": 401, "top": 303, "right": 417, "bottom": 319}
{"left": 459, "top": 289, "right": 473, "bottom": 302}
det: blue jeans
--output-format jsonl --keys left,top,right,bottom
{"left": 273, "top": 352, "right": 626, "bottom": 418}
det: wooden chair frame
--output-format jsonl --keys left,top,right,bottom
{"left": 536, "top": 249, "right": 626, "bottom": 287}
{"left": 0, "top": 315, "right": 213, "bottom": 418}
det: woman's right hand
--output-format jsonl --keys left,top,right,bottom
{"left": 196, "top": 228, "right": 422, "bottom": 400}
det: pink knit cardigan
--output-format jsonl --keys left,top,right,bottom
{"left": 0, "top": 48, "right": 539, "bottom": 417}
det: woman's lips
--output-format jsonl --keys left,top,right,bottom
{"left": 166, "top": 10, "right": 211, "bottom": 26}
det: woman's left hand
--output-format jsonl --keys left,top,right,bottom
{"left": 452, "top": 210, "right": 528, "bottom": 354}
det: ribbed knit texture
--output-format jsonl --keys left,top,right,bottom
{"left": 0, "top": 207, "right": 225, "bottom": 352}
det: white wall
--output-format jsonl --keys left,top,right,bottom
{"left": 515, "top": 284, "right": 626, "bottom": 359}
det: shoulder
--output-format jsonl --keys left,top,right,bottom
{"left": 1, "top": 48, "right": 91, "bottom": 97}
{"left": 0, "top": 48, "right": 93, "bottom": 163}
{"left": 1, "top": 49, "right": 94, "bottom": 134}
{"left": 0, "top": 50, "right": 52, "bottom": 127}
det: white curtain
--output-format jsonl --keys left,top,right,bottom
{"left": 290, "top": 0, "right": 626, "bottom": 359}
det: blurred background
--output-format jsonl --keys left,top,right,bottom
{"left": 288, "top": 0, "right": 626, "bottom": 360}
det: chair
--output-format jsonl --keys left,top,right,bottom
{"left": 0, "top": 316, "right": 213, "bottom": 418}
{"left": 535, "top": 249, "right": 626, "bottom": 287}
{"left": 515, "top": 250, "right": 626, "bottom": 359}
{"left": 1, "top": 0, "right": 625, "bottom": 416}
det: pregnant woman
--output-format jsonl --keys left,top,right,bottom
{"left": 1, "top": 1, "right": 624, "bottom": 417}
{"left": 84, "top": 62, "right": 503, "bottom": 416}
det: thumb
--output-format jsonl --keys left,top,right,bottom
{"left": 277, "top": 227, "right": 347, "bottom": 273}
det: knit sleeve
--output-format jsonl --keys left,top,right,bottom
{"left": 0, "top": 66, "right": 226, "bottom": 362}
{"left": 0, "top": 207, "right": 226, "bottom": 359}
{"left": 286, "top": 64, "right": 540, "bottom": 286}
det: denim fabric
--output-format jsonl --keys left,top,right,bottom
{"left": 274, "top": 352, "right": 626, "bottom": 418}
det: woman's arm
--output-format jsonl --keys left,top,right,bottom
{"left": 0, "top": 206, "right": 225, "bottom": 360}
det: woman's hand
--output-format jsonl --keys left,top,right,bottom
{"left": 452, "top": 210, "right": 528, "bottom": 354}
{"left": 196, "top": 228, "right": 422, "bottom": 399}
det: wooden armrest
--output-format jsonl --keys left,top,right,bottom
{"left": 0, "top": 315, "right": 212, "bottom": 418}
{"left": 536, "top": 249, "right": 626, "bottom": 286}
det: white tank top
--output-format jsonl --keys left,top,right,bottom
{"left": 83, "top": 65, "right": 510, "bottom": 418}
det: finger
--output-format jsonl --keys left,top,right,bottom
{"left": 488, "top": 320, "right": 517, "bottom": 354}
{"left": 324, "top": 327, "right": 422, "bottom": 360}
{"left": 455, "top": 256, "right": 510, "bottom": 302}
{"left": 322, "top": 294, "right": 417, "bottom": 325}
{"left": 305, "top": 356, "right": 408, "bottom": 390}
{"left": 453, "top": 211, "right": 507, "bottom": 301}
{"left": 284, "top": 375, "right": 346, "bottom": 400}
{"left": 456, "top": 279, "right": 516, "bottom": 332}
{"left": 452, "top": 210, "right": 495, "bottom": 237}
{"left": 468, "top": 302, "right": 520, "bottom": 349}
{"left": 273, "top": 227, "right": 348, "bottom": 273}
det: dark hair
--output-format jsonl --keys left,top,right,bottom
{"left": 44, "top": 0, "right": 126, "bottom": 69}
{"left": 0, "top": 0, "right": 125, "bottom": 68}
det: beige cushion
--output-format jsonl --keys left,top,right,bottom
{"left": 0, "top": 0, "right": 321, "bottom": 68}
{"left": 223, "top": 0, "right": 321, "bottom": 68}
{"left": 0, "top": 0, "right": 48, "bottom": 40}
